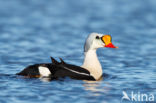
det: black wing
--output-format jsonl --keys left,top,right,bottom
{"left": 49, "top": 62, "right": 95, "bottom": 81}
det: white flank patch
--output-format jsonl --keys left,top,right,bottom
{"left": 38, "top": 66, "right": 51, "bottom": 77}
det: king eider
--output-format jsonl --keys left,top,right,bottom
{"left": 16, "top": 33, "right": 118, "bottom": 81}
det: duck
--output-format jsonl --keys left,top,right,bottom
{"left": 16, "top": 33, "right": 117, "bottom": 81}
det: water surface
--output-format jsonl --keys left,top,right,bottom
{"left": 0, "top": 0, "right": 156, "bottom": 103}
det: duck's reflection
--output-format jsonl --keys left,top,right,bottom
{"left": 39, "top": 74, "right": 111, "bottom": 95}
{"left": 83, "top": 77, "right": 111, "bottom": 96}
{"left": 39, "top": 77, "right": 51, "bottom": 82}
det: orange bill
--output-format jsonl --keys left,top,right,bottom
{"left": 102, "top": 35, "right": 118, "bottom": 48}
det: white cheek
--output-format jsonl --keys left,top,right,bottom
{"left": 39, "top": 66, "right": 51, "bottom": 77}
{"left": 95, "top": 40, "right": 104, "bottom": 48}
{"left": 90, "top": 41, "right": 98, "bottom": 49}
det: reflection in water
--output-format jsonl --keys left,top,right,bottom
{"left": 39, "top": 77, "right": 51, "bottom": 82}
{"left": 38, "top": 75, "right": 112, "bottom": 97}
{"left": 83, "top": 78, "right": 111, "bottom": 96}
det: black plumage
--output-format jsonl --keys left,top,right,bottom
{"left": 16, "top": 57, "right": 95, "bottom": 81}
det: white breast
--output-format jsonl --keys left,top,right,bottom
{"left": 81, "top": 49, "right": 103, "bottom": 80}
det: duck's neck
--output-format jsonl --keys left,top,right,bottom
{"left": 81, "top": 49, "right": 102, "bottom": 80}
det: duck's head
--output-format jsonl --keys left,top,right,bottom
{"left": 84, "top": 33, "right": 118, "bottom": 52}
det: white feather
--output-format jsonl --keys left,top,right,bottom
{"left": 38, "top": 66, "right": 51, "bottom": 77}
{"left": 63, "top": 67, "right": 90, "bottom": 76}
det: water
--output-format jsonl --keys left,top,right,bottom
{"left": 0, "top": 0, "right": 156, "bottom": 103}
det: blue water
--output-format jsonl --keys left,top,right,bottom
{"left": 0, "top": 0, "right": 156, "bottom": 103}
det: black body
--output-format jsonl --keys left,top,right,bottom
{"left": 16, "top": 57, "right": 95, "bottom": 81}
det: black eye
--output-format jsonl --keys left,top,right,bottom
{"left": 96, "top": 36, "right": 100, "bottom": 39}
